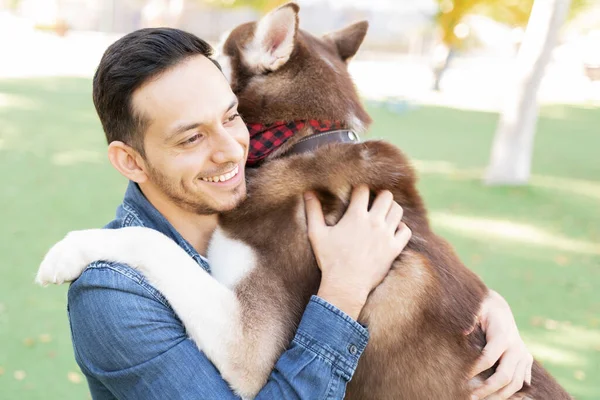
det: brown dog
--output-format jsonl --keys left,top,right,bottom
{"left": 37, "top": 3, "right": 571, "bottom": 399}
{"left": 215, "top": 4, "right": 570, "bottom": 398}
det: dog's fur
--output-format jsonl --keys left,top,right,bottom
{"left": 37, "top": 3, "right": 571, "bottom": 399}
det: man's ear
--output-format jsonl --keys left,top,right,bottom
{"left": 243, "top": 2, "right": 299, "bottom": 73}
{"left": 323, "top": 21, "right": 369, "bottom": 62}
{"left": 107, "top": 141, "right": 149, "bottom": 183}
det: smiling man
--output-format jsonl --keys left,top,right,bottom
{"left": 66, "top": 28, "right": 532, "bottom": 399}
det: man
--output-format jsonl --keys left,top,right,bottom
{"left": 68, "top": 28, "right": 532, "bottom": 399}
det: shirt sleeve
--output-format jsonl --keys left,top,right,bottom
{"left": 67, "top": 262, "right": 369, "bottom": 400}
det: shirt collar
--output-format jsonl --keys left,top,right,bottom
{"left": 118, "top": 181, "right": 211, "bottom": 273}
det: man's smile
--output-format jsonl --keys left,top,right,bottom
{"left": 199, "top": 164, "right": 241, "bottom": 185}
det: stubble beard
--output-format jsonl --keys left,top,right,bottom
{"left": 146, "top": 163, "right": 246, "bottom": 216}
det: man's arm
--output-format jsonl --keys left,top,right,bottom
{"left": 69, "top": 262, "right": 368, "bottom": 400}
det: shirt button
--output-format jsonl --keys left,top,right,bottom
{"left": 348, "top": 344, "right": 358, "bottom": 355}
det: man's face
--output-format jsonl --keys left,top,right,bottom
{"left": 132, "top": 55, "right": 249, "bottom": 215}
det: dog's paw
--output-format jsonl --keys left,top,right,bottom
{"left": 35, "top": 231, "right": 96, "bottom": 286}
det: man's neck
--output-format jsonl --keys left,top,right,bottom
{"left": 138, "top": 184, "right": 218, "bottom": 256}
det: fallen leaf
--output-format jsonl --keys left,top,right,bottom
{"left": 23, "top": 338, "right": 35, "bottom": 347}
{"left": 67, "top": 371, "right": 82, "bottom": 384}
{"left": 574, "top": 370, "right": 586, "bottom": 381}
{"left": 530, "top": 316, "right": 544, "bottom": 327}
{"left": 47, "top": 351, "right": 56, "bottom": 359}
{"left": 14, "top": 370, "right": 26, "bottom": 380}
{"left": 544, "top": 319, "right": 559, "bottom": 330}
{"left": 0, "top": 366, "right": 4, "bottom": 376}
{"left": 554, "top": 255, "right": 569, "bottom": 266}
{"left": 38, "top": 334, "right": 52, "bottom": 343}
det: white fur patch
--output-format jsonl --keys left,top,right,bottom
{"left": 215, "top": 29, "right": 232, "bottom": 54}
{"left": 217, "top": 54, "right": 233, "bottom": 84}
{"left": 348, "top": 112, "right": 366, "bottom": 134}
{"left": 208, "top": 226, "right": 257, "bottom": 289}
{"left": 243, "top": 6, "right": 296, "bottom": 72}
{"left": 35, "top": 228, "right": 241, "bottom": 380}
{"left": 214, "top": 31, "right": 233, "bottom": 83}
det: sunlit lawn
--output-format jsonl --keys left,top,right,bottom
{"left": 0, "top": 77, "right": 598, "bottom": 399}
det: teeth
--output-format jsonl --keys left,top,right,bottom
{"left": 201, "top": 165, "right": 239, "bottom": 183}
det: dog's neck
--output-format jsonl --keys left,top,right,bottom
{"left": 246, "top": 120, "right": 358, "bottom": 167}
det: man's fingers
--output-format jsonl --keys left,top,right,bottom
{"left": 496, "top": 358, "right": 528, "bottom": 399}
{"left": 394, "top": 222, "right": 412, "bottom": 250}
{"left": 463, "top": 315, "right": 479, "bottom": 336}
{"left": 385, "top": 202, "right": 404, "bottom": 231}
{"left": 524, "top": 355, "right": 533, "bottom": 386}
{"left": 346, "top": 185, "right": 370, "bottom": 214}
{"left": 470, "top": 330, "right": 508, "bottom": 377}
{"left": 370, "top": 190, "right": 394, "bottom": 219}
{"left": 471, "top": 351, "right": 519, "bottom": 400}
{"left": 304, "top": 192, "right": 325, "bottom": 237}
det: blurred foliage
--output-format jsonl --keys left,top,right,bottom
{"left": 6, "top": 0, "right": 22, "bottom": 9}
{"left": 201, "top": 0, "right": 288, "bottom": 12}
{"left": 435, "top": 0, "right": 592, "bottom": 49}
{"left": 7, "top": 0, "right": 290, "bottom": 15}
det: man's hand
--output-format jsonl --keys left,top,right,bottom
{"left": 468, "top": 290, "right": 534, "bottom": 400}
{"left": 304, "top": 185, "right": 412, "bottom": 320}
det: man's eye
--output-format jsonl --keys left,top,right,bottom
{"left": 182, "top": 134, "right": 201, "bottom": 145}
{"left": 226, "top": 113, "right": 241, "bottom": 123}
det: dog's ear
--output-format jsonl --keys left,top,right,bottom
{"left": 243, "top": 2, "right": 299, "bottom": 73}
{"left": 324, "top": 21, "right": 369, "bottom": 62}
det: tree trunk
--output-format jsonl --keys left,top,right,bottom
{"left": 433, "top": 46, "right": 455, "bottom": 91}
{"left": 484, "top": 0, "right": 571, "bottom": 185}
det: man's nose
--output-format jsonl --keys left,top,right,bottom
{"left": 211, "top": 128, "right": 244, "bottom": 165}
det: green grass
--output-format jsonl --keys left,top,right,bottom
{"left": 0, "top": 77, "right": 598, "bottom": 399}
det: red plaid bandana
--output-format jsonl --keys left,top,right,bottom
{"left": 246, "top": 120, "right": 344, "bottom": 166}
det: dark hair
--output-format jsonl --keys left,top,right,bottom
{"left": 93, "top": 28, "right": 221, "bottom": 157}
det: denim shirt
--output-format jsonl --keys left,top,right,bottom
{"left": 67, "top": 181, "right": 369, "bottom": 400}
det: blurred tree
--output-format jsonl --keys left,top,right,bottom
{"left": 432, "top": 0, "right": 588, "bottom": 90}
{"left": 484, "top": 0, "right": 572, "bottom": 185}
{"left": 201, "top": 0, "right": 288, "bottom": 12}
{"left": 432, "top": 0, "right": 479, "bottom": 91}
{"left": 134, "top": 0, "right": 287, "bottom": 28}
{"left": 6, "top": 0, "right": 20, "bottom": 10}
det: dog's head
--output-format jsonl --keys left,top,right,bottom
{"left": 215, "top": 2, "right": 372, "bottom": 133}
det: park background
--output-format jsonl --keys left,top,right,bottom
{"left": 0, "top": 0, "right": 598, "bottom": 398}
